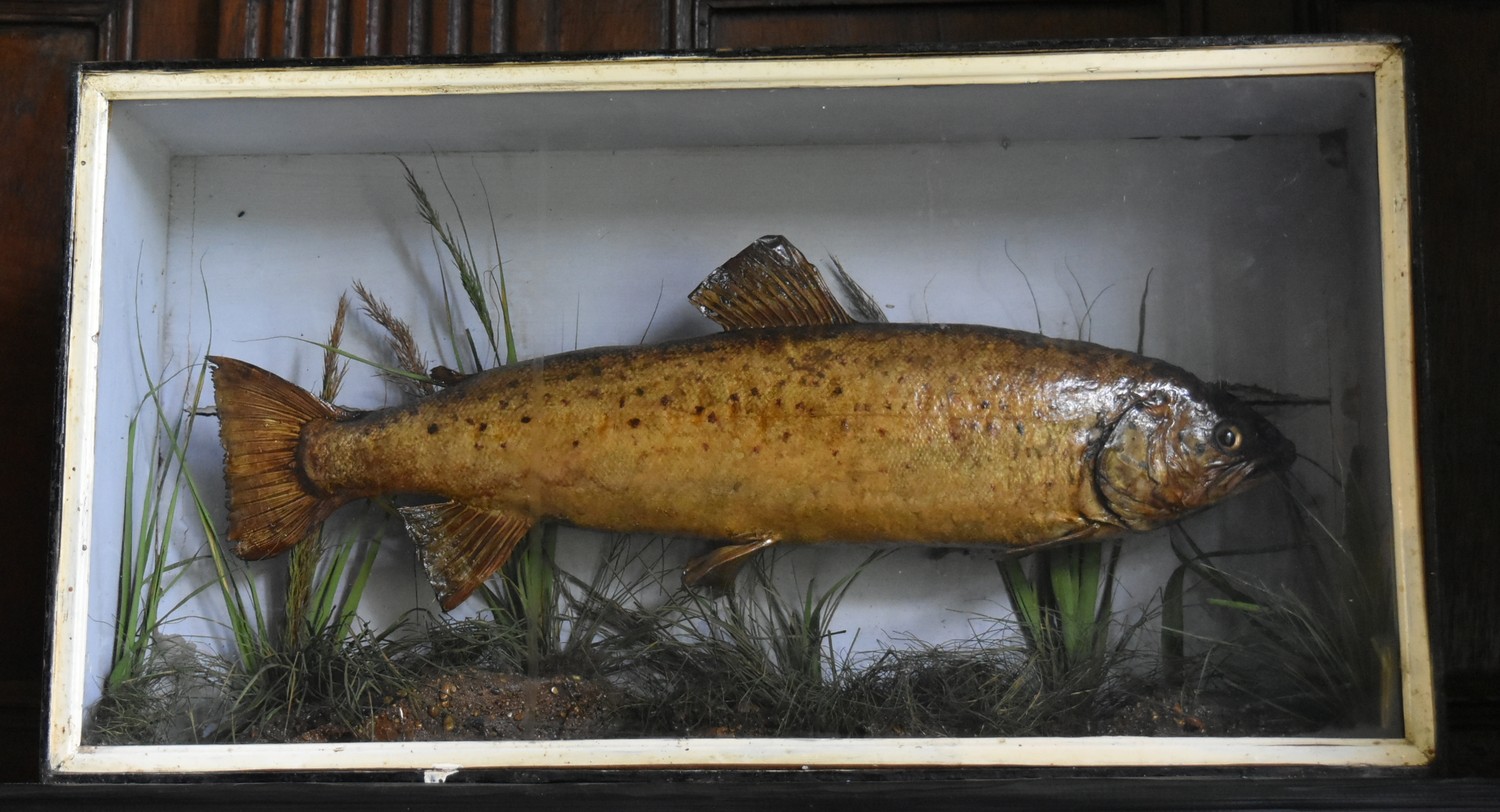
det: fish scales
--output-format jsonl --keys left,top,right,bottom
{"left": 304, "top": 323, "right": 1165, "bottom": 548}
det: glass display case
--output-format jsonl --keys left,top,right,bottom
{"left": 49, "top": 40, "right": 1430, "bottom": 779}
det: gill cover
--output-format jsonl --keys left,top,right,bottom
{"left": 1093, "top": 386, "right": 1292, "bottom": 531}
{"left": 1094, "top": 390, "right": 1183, "bottom": 530}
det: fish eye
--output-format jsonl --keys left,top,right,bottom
{"left": 1213, "top": 421, "right": 1243, "bottom": 453}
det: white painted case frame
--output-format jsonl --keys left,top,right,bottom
{"left": 52, "top": 41, "right": 1432, "bottom": 777}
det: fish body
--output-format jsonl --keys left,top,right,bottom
{"left": 210, "top": 236, "right": 1293, "bottom": 609}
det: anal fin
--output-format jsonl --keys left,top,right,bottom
{"left": 683, "top": 538, "right": 778, "bottom": 590}
{"left": 689, "top": 236, "right": 854, "bottom": 330}
{"left": 400, "top": 501, "right": 534, "bottom": 612}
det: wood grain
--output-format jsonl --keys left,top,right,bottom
{"left": 0, "top": 9, "right": 103, "bottom": 785}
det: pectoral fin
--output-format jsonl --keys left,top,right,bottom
{"left": 683, "top": 538, "right": 778, "bottom": 590}
{"left": 689, "top": 235, "right": 854, "bottom": 330}
{"left": 400, "top": 501, "right": 534, "bottom": 611}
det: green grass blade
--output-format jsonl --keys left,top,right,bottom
{"left": 998, "top": 556, "right": 1043, "bottom": 651}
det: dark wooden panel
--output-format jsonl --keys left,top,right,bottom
{"left": 429, "top": 0, "right": 463, "bottom": 53}
{"left": 0, "top": 12, "right": 107, "bottom": 784}
{"left": 345, "top": 0, "right": 384, "bottom": 55}
{"left": 184, "top": 0, "right": 663, "bottom": 59}
{"left": 0, "top": 1, "right": 128, "bottom": 57}
{"left": 1328, "top": 1, "right": 1500, "bottom": 670}
{"left": 696, "top": 0, "right": 1183, "bottom": 50}
{"left": 216, "top": 0, "right": 269, "bottom": 56}
{"left": 553, "top": 0, "right": 669, "bottom": 52}
{"left": 1194, "top": 0, "right": 1314, "bottom": 35}
{"left": 304, "top": 0, "right": 340, "bottom": 57}
{"left": 471, "top": 0, "right": 509, "bottom": 52}
{"left": 134, "top": 0, "right": 222, "bottom": 59}
{"left": 1323, "top": 0, "right": 1500, "bottom": 776}
{"left": 512, "top": 0, "right": 556, "bottom": 50}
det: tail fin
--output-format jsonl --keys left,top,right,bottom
{"left": 208, "top": 356, "right": 341, "bottom": 560}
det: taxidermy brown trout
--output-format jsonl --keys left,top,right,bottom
{"left": 209, "top": 235, "right": 1294, "bottom": 610}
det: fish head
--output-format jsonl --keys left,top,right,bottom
{"left": 1093, "top": 382, "right": 1295, "bottom": 531}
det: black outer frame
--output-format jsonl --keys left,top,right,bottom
{"left": 7, "top": 776, "right": 1500, "bottom": 810}
{"left": 37, "top": 35, "right": 1459, "bottom": 802}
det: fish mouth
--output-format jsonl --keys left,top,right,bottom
{"left": 1233, "top": 433, "right": 1297, "bottom": 490}
{"left": 1202, "top": 425, "right": 1295, "bottom": 504}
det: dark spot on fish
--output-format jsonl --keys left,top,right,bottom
{"left": 832, "top": 449, "right": 840, "bottom": 457}
{"left": 702, "top": 442, "right": 710, "bottom": 451}
{"left": 427, "top": 423, "right": 440, "bottom": 434}
{"left": 521, "top": 416, "right": 532, "bottom": 423}
{"left": 464, "top": 417, "right": 475, "bottom": 425}
{"left": 628, "top": 417, "right": 641, "bottom": 428}
{"left": 635, "top": 387, "right": 645, "bottom": 396}
{"left": 694, "top": 405, "right": 705, "bottom": 415}
{"left": 752, "top": 445, "right": 761, "bottom": 454}
{"left": 507, "top": 380, "right": 520, "bottom": 389}
{"left": 950, "top": 430, "right": 962, "bottom": 441}
{"left": 782, "top": 431, "right": 792, "bottom": 441}
{"left": 841, "top": 419, "right": 851, "bottom": 432}
{"left": 572, "top": 439, "right": 580, "bottom": 447}
{"left": 499, "top": 399, "right": 510, "bottom": 409}
{"left": 660, "top": 395, "right": 671, "bottom": 407}
{"left": 877, "top": 428, "right": 888, "bottom": 437}
{"left": 795, "top": 402, "right": 806, "bottom": 411}
{"left": 729, "top": 392, "right": 740, "bottom": 402}
{"left": 707, "top": 412, "right": 718, "bottom": 423}
{"left": 500, "top": 442, "right": 508, "bottom": 449}
{"left": 980, "top": 400, "right": 991, "bottom": 409}
{"left": 237, "top": 211, "right": 245, "bottom": 217}
{"left": 832, "top": 386, "right": 843, "bottom": 396}
{"left": 587, "top": 388, "right": 602, "bottom": 398}
{"left": 561, "top": 398, "right": 570, "bottom": 406}
{"left": 1016, "top": 422, "right": 1025, "bottom": 435}
{"left": 750, "top": 387, "right": 760, "bottom": 397}
{"left": 478, "top": 423, "right": 488, "bottom": 432}
{"left": 565, "top": 372, "right": 579, "bottom": 381}
{"left": 883, "top": 402, "right": 893, "bottom": 411}
{"left": 775, "top": 398, "right": 784, "bottom": 408}
{"left": 618, "top": 396, "right": 627, "bottom": 408}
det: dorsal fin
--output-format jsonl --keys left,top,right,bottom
{"left": 689, "top": 235, "right": 854, "bottom": 330}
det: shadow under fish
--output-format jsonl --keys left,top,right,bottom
{"left": 208, "top": 235, "right": 1295, "bottom": 611}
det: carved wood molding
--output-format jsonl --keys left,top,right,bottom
{"left": 0, "top": 0, "right": 134, "bottom": 59}
{"left": 213, "top": 0, "right": 517, "bottom": 59}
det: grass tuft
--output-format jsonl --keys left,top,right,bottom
{"left": 1161, "top": 463, "right": 1399, "bottom": 733}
